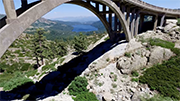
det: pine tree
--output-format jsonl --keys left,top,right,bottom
{"left": 56, "top": 40, "right": 67, "bottom": 57}
{"left": 73, "top": 33, "right": 88, "bottom": 53}
{"left": 32, "top": 28, "right": 48, "bottom": 67}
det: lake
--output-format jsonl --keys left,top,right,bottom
{"left": 72, "top": 24, "right": 98, "bottom": 32}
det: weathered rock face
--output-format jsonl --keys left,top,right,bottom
{"left": 117, "top": 48, "right": 149, "bottom": 74}
{"left": 164, "top": 23, "right": 177, "bottom": 33}
{"left": 175, "top": 40, "right": 180, "bottom": 49}
{"left": 148, "top": 46, "right": 174, "bottom": 66}
{"left": 117, "top": 56, "right": 147, "bottom": 74}
{"left": 0, "top": 87, "right": 3, "bottom": 92}
{"left": 126, "top": 39, "right": 143, "bottom": 52}
{"left": 131, "top": 91, "right": 141, "bottom": 101}
{"left": 117, "top": 46, "right": 174, "bottom": 74}
{"left": 102, "top": 92, "right": 113, "bottom": 101}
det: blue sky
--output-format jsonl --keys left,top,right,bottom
{"left": 0, "top": 0, "right": 180, "bottom": 19}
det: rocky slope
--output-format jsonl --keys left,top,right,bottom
{"left": 40, "top": 19, "right": 180, "bottom": 101}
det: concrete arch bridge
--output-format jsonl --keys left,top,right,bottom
{"left": 0, "top": 0, "right": 180, "bottom": 58}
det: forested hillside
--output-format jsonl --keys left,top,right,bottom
{"left": 24, "top": 18, "right": 106, "bottom": 41}
{"left": 0, "top": 28, "right": 106, "bottom": 93}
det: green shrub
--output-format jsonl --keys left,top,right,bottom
{"left": 125, "top": 52, "right": 131, "bottom": 58}
{"left": 113, "top": 74, "right": 117, "bottom": 82}
{"left": 139, "top": 56, "right": 180, "bottom": 99}
{"left": 5, "top": 63, "right": 20, "bottom": 73}
{"left": 177, "top": 18, "right": 180, "bottom": 26}
{"left": 73, "top": 92, "right": 98, "bottom": 101}
{"left": 2, "top": 62, "right": 33, "bottom": 73}
{"left": 131, "top": 71, "right": 139, "bottom": 77}
{"left": 42, "top": 64, "right": 56, "bottom": 71}
{"left": 171, "top": 48, "right": 180, "bottom": 56}
{"left": 3, "top": 76, "right": 33, "bottom": 91}
{"left": 0, "top": 73, "right": 14, "bottom": 86}
{"left": 0, "top": 62, "right": 8, "bottom": 72}
{"left": 1, "top": 72, "right": 33, "bottom": 91}
{"left": 106, "top": 58, "right": 110, "bottom": 62}
{"left": 25, "top": 70, "right": 37, "bottom": 77}
{"left": 138, "top": 35, "right": 147, "bottom": 43}
{"left": 111, "top": 83, "right": 117, "bottom": 88}
{"left": 149, "top": 38, "right": 175, "bottom": 49}
{"left": 140, "top": 94, "right": 179, "bottom": 101}
{"left": 104, "top": 37, "right": 109, "bottom": 41}
{"left": 93, "top": 79, "right": 103, "bottom": 87}
{"left": 68, "top": 76, "right": 88, "bottom": 96}
{"left": 20, "top": 63, "right": 32, "bottom": 71}
{"left": 131, "top": 78, "right": 139, "bottom": 82}
{"left": 18, "top": 53, "right": 24, "bottom": 57}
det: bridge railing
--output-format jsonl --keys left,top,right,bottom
{"left": 128, "top": 0, "right": 180, "bottom": 13}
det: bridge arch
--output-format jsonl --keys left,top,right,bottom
{"left": 0, "top": 0, "right": 131, "bottom": 58}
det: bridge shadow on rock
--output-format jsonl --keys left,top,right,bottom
{"left": 0, "top": 39, "right": 127, "bottom": 101}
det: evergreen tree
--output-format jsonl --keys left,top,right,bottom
{"left": 73, "top": 33, "right": 88, "bottom": 53}
{"left": 56, "top": 40, "right": 67, "bottom": 57}
{"left": 32, "top": 28, "right": 48, "bottom": 67}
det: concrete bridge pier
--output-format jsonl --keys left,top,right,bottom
{"left": 3, "top": 0, "right": 17, "bottom": 24}
{"left": 135, "top": 10, "right": 140, "bottom": 36}
{"left": 109, "top": 12, "right": 112, "bottom": 31}
{"left": 114, "top": 15, "right": 118, "bottom": 31}
{"left": 103, "top": 5, "right": 106, "bottom": 18}
{"left": 153, "top": 14, "right": 158, "bottom": 31}
{"left": 126, "top": 8, "right": 130, "bottom": 27}
{"left": 139, "top": 13, "right": 144, "bottom": 33}
{"left": 121, "top": 5, "right": 126, "bottom": 19}
{"left": 21, "top": 0, "right": 28, "bottom": 10}
{"left": 130, "top": 9, "right": 135, "bottom": 37}
{"left": 160, "top": 14, "right": 166, "bottom": 27}
{"left": 116, "top": 2, "right": 122, "bottom": 32}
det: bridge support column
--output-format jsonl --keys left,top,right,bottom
{"left": 160, "top": 14, "right": 165, "bottom": 27}
{"left": 131, "top": 10, "right": 135, "bottom": 37}
{"left": 135, "top": 11, "right": 140, "bottom": 36}
{"left": 153, "top": 15, "right": 158, "bottom": 31}
{"left": 121, "top": 5, "right": 126, "bottom": 18}
{"left": 114, "top": 15, "right": 117, "bottom": 31}
{"left": 126, "top": 8, "right": 130, "bottom": 26}
{"left": 118, "top": 21, "right": 122, "bottom": 32}
{"left": 95, "top": 2, "right": 99, "bottom": 11}
{"left": 139, "top": 14, "right": 144, "bottom": 33}
{"left": 21, "top": 0, "right": 28, "bottom": 10}
{"left": 3, "top": 0, "right": 17, "bottom": 24}
{"left": 103, "top": 5, "right": 106, "bottom": 18}
{"left": 109, "top": 13, "right": 112, "bottom": 30}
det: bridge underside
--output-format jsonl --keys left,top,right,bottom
{"left": 0, "top": 0, "right": 180, "bottom": 58}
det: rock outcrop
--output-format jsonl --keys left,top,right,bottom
{"left": 117, "top": 46, "right": 174, "bottom": 74}
{"left": 148, "top": 46, "right": 174, "bottom": 66}
{"left": 116, "top": 19, "right": 179, "bottom": 74}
